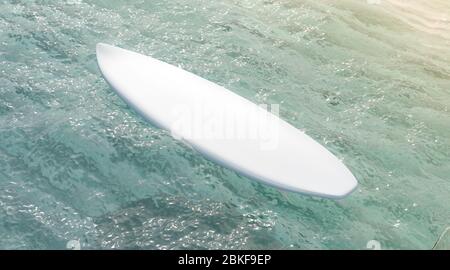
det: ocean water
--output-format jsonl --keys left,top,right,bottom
{"left": 0, "top": 0, "right": 449, "bottom": 250}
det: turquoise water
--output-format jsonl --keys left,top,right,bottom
{"left": 1, "top": 0, "right": 449, "bottom": 249}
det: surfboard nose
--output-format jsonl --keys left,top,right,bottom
{"left": 96, "top": 43, "right": 113, "bottom": 68}
{"left": 96, "top": 43, "right": 107, "bottom": 56}
{"left": 96, "top": 43, "right": 119, "bottom": 61}
{"left": 96, "top": 43, "right": 112, "bottom": 53}
{"left": 96, "top": 43, "right": 106, "bottom": 52}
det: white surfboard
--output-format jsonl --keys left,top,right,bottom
{"left": 96, "top": 43, "right": 357, "bottom": 198}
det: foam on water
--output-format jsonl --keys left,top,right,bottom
{"left": 0, "top": 0, "right": 449, "bottom": 249}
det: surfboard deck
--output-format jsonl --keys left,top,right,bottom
{"left": 96, "top": 43, "right": 357, "bottom": 198}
